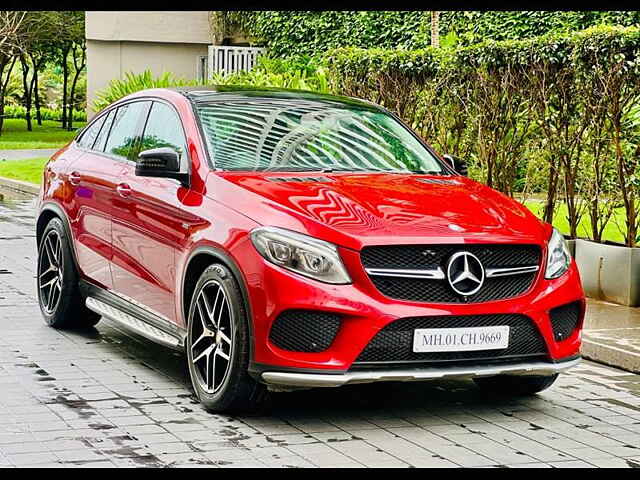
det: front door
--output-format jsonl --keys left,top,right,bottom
{"left": 110, "top": 100, "right": 191, "bottom": 325}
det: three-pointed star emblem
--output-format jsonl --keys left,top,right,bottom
{"left": 446, "top": 251, "right": 485, "bottom": 296}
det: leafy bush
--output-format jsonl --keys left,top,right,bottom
{"left": 92, "top": 71, "right": 195, "bottom": 112}
{"left": 93, "top": 57, "right": 330, "bottom": 113}
{"left": 224, "top": 11, "right": 640, "bottom": 57}
{"left": 210, "top": 56, "right": 330, "bottom": 93}
{"left": 324, "top": 26, "right": 640, "bottom": 246}
{"left": 3, "top": 104, "right": 86, "bottom": 122}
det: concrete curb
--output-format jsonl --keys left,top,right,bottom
{"left": 0, "top": 176, "right": 39, "bottom": 197}
{"left": 582, "top": 338, "right": 640, "bottom": 374}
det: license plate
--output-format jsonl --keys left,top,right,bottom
{"left": 413, "top": 326, "right": 510, "bottom": 353}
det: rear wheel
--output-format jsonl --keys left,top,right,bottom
{"left": 37, "top": 217, "right": 101, "bottom": 329}
{"left": 474, "top": 374, "right": 558, "bottom": 396}
{"left": 186, "top": 264, "right": 268, "bottom": 413}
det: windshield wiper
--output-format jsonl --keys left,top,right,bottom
{"left": 409, "top": 169, "right": 448, "bottom": 175}
{"left": 253, "top": 166, "right": 447, "bottom": 174}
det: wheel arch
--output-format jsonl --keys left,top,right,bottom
{"left": 36, "top": 202, "right": 79, "bottom": 268}
{"left": 181, "top": 246, "right": 255, "bottom": 363}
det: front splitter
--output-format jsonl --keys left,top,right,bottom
{"left": 261, "top": 357, "right": 581, "bottom": 389}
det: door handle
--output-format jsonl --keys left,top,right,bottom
{"left": 68, "top": 171, "right": 81, "bottom": 186}
{"left": 116, "top": 183, "right": 132, "bottom": 198}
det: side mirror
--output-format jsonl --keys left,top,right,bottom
{"left": 136, "top": 147, "right": 189, "bottom": 187}
{"left": 442, "top": 154, "right": 468, "bottom": 176}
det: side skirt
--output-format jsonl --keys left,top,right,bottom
{"left": 80, "top": 280, "right": 186, "bottom": 350}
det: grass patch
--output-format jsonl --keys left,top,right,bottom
{"left": 0, "top": 157, "right": 48, "bottom": 184}
{"left": 524, "top": 200, "right": 626, "bottom": 244}
{"left": 0, "top": 118, "right": 85, "bottom": 150}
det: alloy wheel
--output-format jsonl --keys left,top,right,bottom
{"left": 38, "top": 230, "right": 63, "bottom": 315}
{"left": 190, "top": 280, "right": 234, "bottom": 394}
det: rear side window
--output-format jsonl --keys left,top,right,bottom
{"left": 139, "top": 101, "right": 188, "bottom": 161}
{"left": 103, "top": 101, "right": 150, "bottom": 160}
{"left": 94, "top": 109, "right": 116, "bottom": 153}
{"left": 77, "top": 115, "right": 106, "bottom": 149}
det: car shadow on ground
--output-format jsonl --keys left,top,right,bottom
{"left": 62, "top": 320, "right": 536, "bottom": 420}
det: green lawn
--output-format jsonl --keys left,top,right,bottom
{"left": 0, "top": 157, "right": 48, "bottom": 185}
{"left": 524, "top": 200, "right": 626, "bottom": 244}
{"left": 0, "top": 118, "right": 85, "bottom": 150}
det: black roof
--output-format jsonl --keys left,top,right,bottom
{"left": 173, "top": 85, "right": 381, "bottom": 111}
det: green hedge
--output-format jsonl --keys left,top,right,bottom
{"left": 325, "top": 26, "right": 640, "bottom": 246}
{"left": 3, "top": 104, "right": 86, "bottom": 122}
{"left": 227, "top": 10, "right": 640, "bottom": 57}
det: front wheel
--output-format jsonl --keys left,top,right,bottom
{"left": 474, "top": 374, "right": 559, "bottom": 396}
{"left": 186, "top": 264, "right": 268, "bottom": 413}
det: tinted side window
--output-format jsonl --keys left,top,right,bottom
{"left": 140, "top": 102, "right": 188, "bottom": 161}
{"left": 94, "top": 109, "right": 116, "bottom": 153}
{"left": 104, "top": 101, "right": 150, "bottom": 160}
{"left": 77, "top": 115, "right": 106, "bottom": 149}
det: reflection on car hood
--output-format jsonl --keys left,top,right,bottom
{"left": 211, "top": 172, "right": 548, "bottom": 250}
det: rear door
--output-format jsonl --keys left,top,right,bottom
{"left": 65, "top": 108, "right": 119, "bottom": 289}
{"left": 110, "top": 100, "right": 191, "bottom": 325}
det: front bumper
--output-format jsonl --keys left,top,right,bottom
{"left": 261, "top": 356, "right": 581, "bottom": 389}
{"left": 232, "top": 236, "right": 586, "bottom": 372}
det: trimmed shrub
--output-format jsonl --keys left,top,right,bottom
{"left": 224, "top": 11, "right": 640, "bottom": 57}
{"left": 3, "top": 104, "right": 86, "bottom": 122}
{"left": 324, "top": 25, "right": 640, "bottom": 246}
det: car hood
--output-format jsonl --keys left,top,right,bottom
{"left": 209, "top": 172, "right": 549, "bottom": 250}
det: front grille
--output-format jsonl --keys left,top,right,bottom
{"left": 550, "top": 302, "right": 582, "bottom": 342}
{"left": 362, "top": 244, "right": 540, "bottom": 303}
{"left": 354, "top": 314, "right": 548, "bottom": 364}
{"left": 269, "top": 310, "right": 341, "bottom": 353}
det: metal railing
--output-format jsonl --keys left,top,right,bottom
{"left": 208, "top": 46, "right": 265, "bottom": 78}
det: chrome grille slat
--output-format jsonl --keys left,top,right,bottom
{"left": 361, "top": 244, "right": 541, "bottom": 303}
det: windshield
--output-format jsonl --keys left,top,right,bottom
{"left": 196, "top": 99, "right": 447, "bottom": 174}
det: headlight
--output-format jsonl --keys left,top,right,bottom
{"left": 250, "top": 227, "right": 352, "bottom": 284}
{"left": 545, "top": 227, "right": 571, "bottom": 279}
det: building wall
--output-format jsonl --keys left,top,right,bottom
{"left": 86, "top": 40, "right": 208, "bottom": 115}
{"left": 85, "top": 11, "right": 211, "bottom": 116}
{"left": 86, "top": 11, "right": 211, "bottom": 44}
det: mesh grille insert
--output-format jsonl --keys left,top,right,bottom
{"left": 355, "top": 314, "right": 548, "bottom": 364}
{"left": 550, "top": 302, "right": 581, "bottom": 342}
{"left": 269, "top": 310, "right": 341, "bottom": 353}
{"left": 361, "top": 244, "right": 540, "bottom": 303}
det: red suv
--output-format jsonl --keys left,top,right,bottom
{"left": 36, "top": 87, "right": 585, "bottom": 412}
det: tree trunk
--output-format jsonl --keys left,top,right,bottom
{"left": 431, "top": 11, "right": 440, "bottom": 48}
{"left": 20, "top": 55, "right": 33, "bottom": 132}
{"left": 543, "top": 166, "right": 559, "bottom": 224}
{"left": 61, "top": 47, "right": 70, "bottom": 129}
{"left": 0, "top": 58, "right": 6, "bottom": 136}
{"left": 34, "top": 69, "right": 42, "bottom": 125}
{"left": 31, "top": 53, "right": 42, "bottom": 126}
{"left": 69, "top": 72, "right": 80, "bottom": 131}
{"left": 0, "top": 55, "right": 18, "bottom": 134}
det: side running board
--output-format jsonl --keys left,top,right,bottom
{"left": 85, "top": 296, "right": 182, "bottom": 350}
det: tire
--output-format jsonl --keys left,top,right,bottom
{"left": 37, "top": 217, "right": 101, "bottom": 329}
{"left": 186, "top": 264, "right": 268, "bottom": 413}
{"left": 474, "top": 373, "right": 559, "bottom": 396}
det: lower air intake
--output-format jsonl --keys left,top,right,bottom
{"left": 550, "top": 302, "right": 582, "bottom": 342}
{"left": 269, "top": 310, "right": 341, "bottom": 353}
{"left": 354, "top": 313, "right": 548, "bottom": 365}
